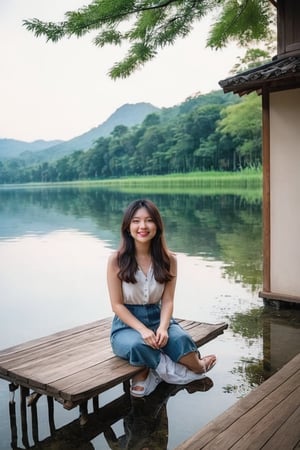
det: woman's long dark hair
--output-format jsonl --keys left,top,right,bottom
{"left": 117, "top": 199, "right": 173, "bottom": 283}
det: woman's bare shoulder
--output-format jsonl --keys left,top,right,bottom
{"left": 168, "top": 250, "right": 177, "bottom": 260}
{"left": 107, "top": 251, "right": 119, "bottom": 268}
{"left": 168, "top": 250, "right": 177, "bottom": 266}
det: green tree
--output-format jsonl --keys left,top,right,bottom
{"left": 107, "top": 125, "right": 135, "bottom": 177}
{"left": 90, "top": 136, "right": 111, "bottom": 178}
{"left": 0, "top": 161, "right": 9, "bottom": 183}
{"left": 24, "top": 0, "right": 276, "bottom": 79}
{"left": 135, "top": 127, "right": 160, "bottom": 173}
{"left": 55, "top": 156, "right": 76, "bottom": 181}
{"left": 217, "top": 93, "right": 262, "bottom": 168}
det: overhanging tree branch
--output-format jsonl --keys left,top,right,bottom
{"left": 23, "top": 0, "right": 276, "bottom": 79}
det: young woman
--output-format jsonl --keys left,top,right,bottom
{"left": 107, "top": 199, "right": 216, "bottom": 397}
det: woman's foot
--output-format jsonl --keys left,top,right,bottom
{"left": 178, "top": 352, "right": 217, "bottom": 375}
{"left": 198, "top": 354, "right": 216, "bottom": 374}
{"left": 131, "top": 368, "right": 149, "bottom": 395}
{"left": 130, "top": 369, "right": 162, "bottom": 397}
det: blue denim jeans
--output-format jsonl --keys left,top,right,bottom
{"left": 110, "top": 303, "right": 198, "bottom": 369}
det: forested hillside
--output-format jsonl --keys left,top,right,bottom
{"left": 0, "top": 90, "right": 262, "bottom": 184}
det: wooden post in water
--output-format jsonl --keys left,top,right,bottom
{"left": 47, "top": 395, "right": 56, "bottom": 435}
{"left": 79, "top": 401, "right": 88, "bottom": 426}
{"left": 9, "top": 400, "right": 18, "bottom": 448}
{"left": 31, "top": 400, "right": 39, "bottom": 444}
{"left": 92, "top": 395, "right": 99, "bottom": 412}
{"left": 8, "top": 382, "right": 18, "bottom": 447}
{"left": 20, "top": 386, "right": 30, "bottom": 448}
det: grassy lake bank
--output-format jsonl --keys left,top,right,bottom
{"left": 0, "top": 169, "right": 262, "bottom": 200}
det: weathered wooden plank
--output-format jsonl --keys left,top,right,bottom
{"left": 6, "top": 337, "right": 111, "bottom": 371}
{"left": 204, "top": 372, "right": 300, "bottom": 449}
{"left": 45, "top": 324, "right": 227, "bottom": 401}
{"left": 8, "top": 352, "right": 109, "bottom": 386}
{"left": 0, "top": 340, "right": 103, "bottom": 379}
{"left": 0, "top": 318, "right": 228, "bottom": 406}
{"left": 229, "top": 386, "right": 300, "bottom": 449}
{"left": 55, "top": 363, "right": 143, "bottom": 401}
{"left": 0, "top": 321, "right": 226, "bottom": 375}
{"left": 261, "top": 405, "right": 300, "bottom": 449}
{"left": 175, "top": 353, "right": 300, "bottom": 450}
{"left": 3, "top": 343, "right": 109, "bottom": 378}
{"left": 48, "top": 358, "right": 138, "bottom": 397}
{"left": 0, "top": 357, "right": 133, "bottom": 398}
{"left": 0, "top": 324, "right": 109, "bottom": 367}
{"left": 0, "top": 319, "right": 106, "bottom": 356}
{"left": 0, "top": 320, "right": 224, "bottom": 374}
{"left": 175, "top": 320, "right": 228, "bottom": 346}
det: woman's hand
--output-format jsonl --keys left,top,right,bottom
{"left": 140, "top": 328, "right": 160, "bottom": 349}
{"left": 155, "top": 326, "right": 169, "bottom": 348}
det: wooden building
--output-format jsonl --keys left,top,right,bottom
{"left": 219, "top": 0, "right": 300, "bottom": 306}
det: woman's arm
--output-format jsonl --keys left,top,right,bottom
{"left": 107, "top": 252, "right": 159, "bottom": 348}
{"left": 156, "top": 252, "right": 177, "bottom": 348}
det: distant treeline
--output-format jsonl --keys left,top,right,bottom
{"left": 0, "top": 91, "right": 262, "bottom": 184}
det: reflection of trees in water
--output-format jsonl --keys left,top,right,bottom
{"left": 216, "top": 208, "right": 262, "bottom": 291}
{"left": 0, "top": 187, "right": 262, "bottom": 292}
{"left": 223, "top": 357, "right": 265, "bottom": 398}
{"left": 229, "top": 308, "right": 264, "bottom": 340}
{"left": 225, "top": 305, "right": 300, "bottom": 397}
{"left": 224, "top": 307, "right": 265, "bottom": 397}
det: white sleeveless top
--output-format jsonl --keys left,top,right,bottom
{"left": 122, "top": 265, "right": 165, "bottom": 305}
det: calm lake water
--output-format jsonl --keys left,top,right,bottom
{"left": 0, "top": 185, "right": 299, "bottom": 450}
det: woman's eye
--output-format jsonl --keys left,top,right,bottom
{"left": 131, "top": 218, "right": 153, "bottom": 224}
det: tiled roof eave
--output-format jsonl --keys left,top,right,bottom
{"left": 219, "top": 55, "right": 300, "bottom": 95}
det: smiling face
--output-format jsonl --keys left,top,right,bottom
{"left": 129, "top": 207, "right": 157, "bottom": 244}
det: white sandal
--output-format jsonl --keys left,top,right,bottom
{"left": 130, "top": 369, "right": 162, "bottom": 397}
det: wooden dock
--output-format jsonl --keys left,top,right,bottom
{"left": 175, "top": 352, "right": 300, "bottom": 450}
{"left": 0, "top": 317, "right": 227, "bottom": 422}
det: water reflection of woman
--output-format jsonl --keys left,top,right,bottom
{"left": 104, "top": 378, "right": 213, "bottom": 450}
{"left": 107, "top": 199, "right": 216, "bottom": 397}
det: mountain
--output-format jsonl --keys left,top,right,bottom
{"left": 0, "top": 139, "right": 63, "bottom": 159}
{"left": 33, "top": 102, "right": 160, "bottom": 162}
{"left": 0, "top": 102, "right": 160, "bottom": 163}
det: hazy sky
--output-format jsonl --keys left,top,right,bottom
{"left": 1, "top": 1, "right": 244, "bottom": 142}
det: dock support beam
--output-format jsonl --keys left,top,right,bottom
{"left": 20, "top": 386, "right": 30, "bottom": 448}
{"left": 79, "top": 401, "right": 88, "bottom": 426}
